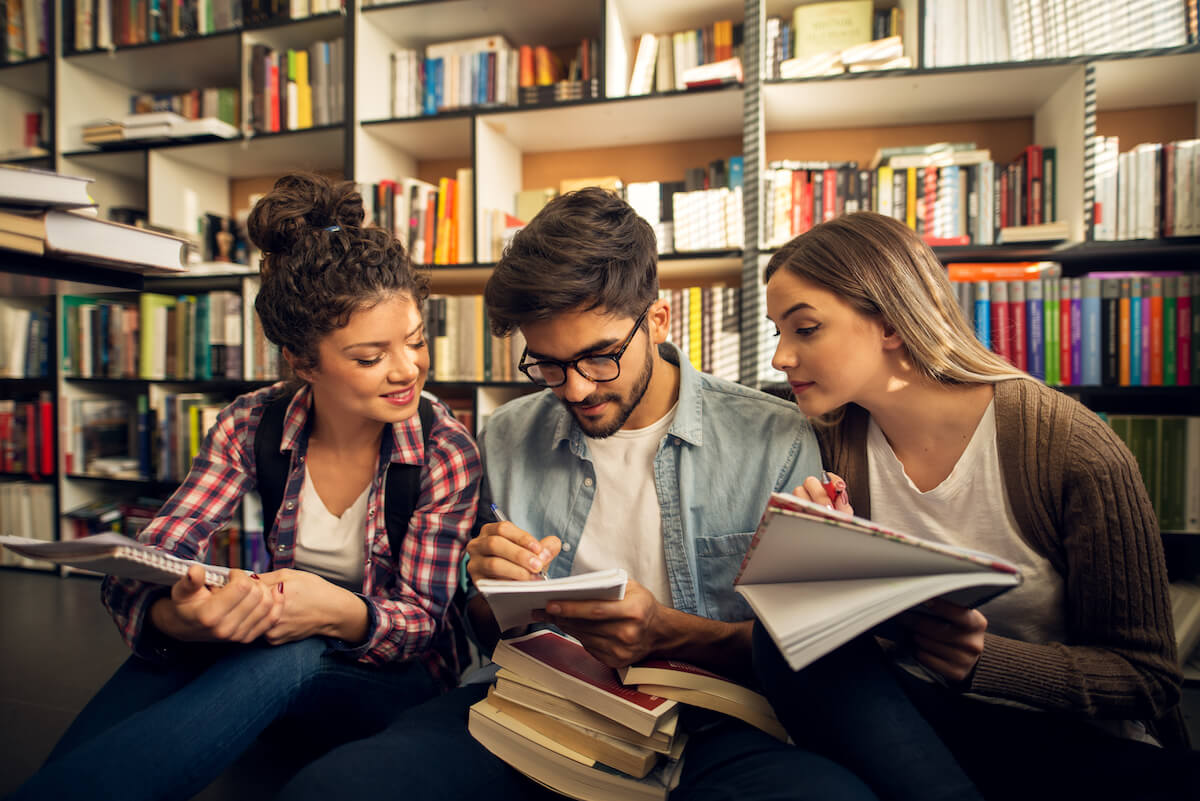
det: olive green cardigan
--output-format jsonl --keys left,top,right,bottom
{"left": 817, "top": 378, "right": 1187, "bottom": 748}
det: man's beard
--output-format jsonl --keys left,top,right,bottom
{"left": 565, "top": 346, "right": 654, "bottom": 439}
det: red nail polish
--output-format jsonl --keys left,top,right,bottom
{"left": 277, "top": 583, "right": 284, "bottom": 594}
{"left": 250, "top": 574, "right": 260, "bottom": 580}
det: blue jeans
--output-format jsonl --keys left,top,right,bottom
{"left": 277, "top": 681, "right": 880, "bottom": 801}
{"left": 754, "top": 623, "right": 1200, "bottom": 801}
{"left": 753, "top": 623, "right": 982, "bottom": 801}
{"left": 8, "top": 637, "right": 437, "bottom": 801}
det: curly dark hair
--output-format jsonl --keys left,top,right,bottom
{"left": 484, "top": 187, "right": 658, "bottom": 336}
{"left": 248, "top": 172, "right": 429, "bottom": 373}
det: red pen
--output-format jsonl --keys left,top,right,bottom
{"left": 820, "top": 471, "right": 839, "bottom": 504}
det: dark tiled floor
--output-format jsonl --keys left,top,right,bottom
{"left": 5, "top": 568, "right": 1200, "bottom": 800}
{"left": 0, "top": 569, "right": 301, "bottom": 800}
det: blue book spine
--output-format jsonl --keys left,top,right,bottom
{"left": 136, "top": 394, "right": 151, "bottom": 479}
{"left": 422, "top": 58, "right": 438, "bottom": 115}
{"left": 1081, "top": 278, "right": 1101, "bottom": 385}
{"left": 1027, "top": 281, "right": 1045, "bottom": 381}
{"left": 1070, "top": 281, "right": 1083, "bottom": 385}
{"left": 974, "top": 281, "right": 990, "bottom": 349}
{"left": 728, "top": 156, "right": 744, "bottom": 190}
{"left": 1129, "top": 282, "right": 1142, "bottom": 385}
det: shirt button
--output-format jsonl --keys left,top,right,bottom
{"left": 368, "top": 509, "right": 376, "bottom": 518}
{"left": 562, "top": 542, "right": 572, "bottom": 552}
{"left": 277, "top": 544, "right": 286, "bottom": 552}
{"left": 583, "top": 478, "right": 593, "bottom": 487}
{"left": 284, "top": 500, "right": 295, "bottom": 510}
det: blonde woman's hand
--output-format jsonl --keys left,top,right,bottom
{"left": 793, "top": 472, "right": 852, "bottom": 514}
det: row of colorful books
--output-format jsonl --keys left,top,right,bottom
{"left": 662, "top": 286, "right": 742, "bottom": 385}
{"left": 0, "top": 394, "right": 52, "bottom": 476}
{"left": 248, "top": 38, "right": 345, "bottom": 134}
{"left": 68, "top": 0, "right": 337, "bottom": 52}
{"left": 950, "top": 268, "right": 1197, "bottom": 388}
{"left": 1104, "top": 414, "right": 1200, "bottom": 533}
{"left": 1092, "top": 137, "right": 1200, "bottom": 240}
{"left": 3, "top": 0, "right": 48, "bottom": 62}
{"left": 923, "top": 0, "right": 1193, "bottom": 68}
{"left": 0, "top": 300, "right": 51, "bottom": 378}
{"left": 361, "top": 170, "right": 473, "bottom": 266}
{"left": 764, "top": 143, "right": 1057, "bottom": 249}
{"left": 423, "top": 295, "right": 524, "bottom": 384}
{"left": 627, "top": 19, "right": 742, "bottom": 96}
{"left": 61, "top": 290, "right": 245, "bottom": 381}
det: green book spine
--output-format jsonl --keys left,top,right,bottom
{"left": 1046, "top": 279, "right": 1060, "bottom": 386}
{"left": 1158, "top": 416, "right": 1187, "bottom": 531}
{"left": 1128, "top": 416, "right": 1161, "bottom": 518}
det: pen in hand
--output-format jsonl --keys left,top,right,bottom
{"left": 820, "top": 471, "right": 839, "bottom": 505}
{"left": 490, "top": 503, "right": 549, "bottom": 580}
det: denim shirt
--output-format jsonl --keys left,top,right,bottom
{"left": 477, "top": 343, "right": 822, "bottom": 623}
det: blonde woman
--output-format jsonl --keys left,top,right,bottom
{"left": 754, "top": 212, "right": 1194, "bottom": 801}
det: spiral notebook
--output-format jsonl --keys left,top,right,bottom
{"left": 0, "top": 533, "right": 231, "bottom": 587}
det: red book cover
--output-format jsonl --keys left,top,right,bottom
{"left": 1011, "top": 289, "right": 1028, "bottom": 371}
{"left": 991, "top": 282, "right": 1012, "bottom": 365}
{"left": 0, "top": 402, "right": 11, "bottom": 472}
{"left": 790, "top": 170, "right": 804, "bottom": 236}
{"left": 822, "top": 168, "right": 836, "bottom": 222}
{"left": 1179, "top": 288, "right": 1192, "bottom": 385}
{"left": 801, "top": 175, "right": 814, "bottom": 233}
{"left": 1149, "top": 288, "right": 1164, "bottom": 386}
{"left": 268, "top": 57, "right": 280, "bottom": 133}
{"left": 1025, "top": 145, "right": 1043, "bottom": 225}
{"left": 509, "top": 633, "right": 669, "bottom": 711}
{"left": 1059, "top": 291, "right": 1072, "bottom": 384}
{"left": 38, "top": 393, "right": 53, "bottom": 476}
{"left": 23, "top": 402, "right": 36, "bottom": 478}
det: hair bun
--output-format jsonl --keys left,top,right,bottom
{"left": 247, "top": 172, "right": 365, "bottom": 257}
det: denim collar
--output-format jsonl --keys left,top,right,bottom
{"left": 550, "top": 342, "right": 704, "bottom": 458}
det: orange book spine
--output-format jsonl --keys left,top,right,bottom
{"left": 519, "top": 44, "right": 535, "bottom": 87}
{"left": 1149, "top": 290, "right": 1163, "bottom": 386}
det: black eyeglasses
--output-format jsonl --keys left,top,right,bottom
{"left": 518, "top": 307, "right": 650, "bottom": 388}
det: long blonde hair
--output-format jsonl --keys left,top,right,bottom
{"left": 764, "top": 212, "right": 1029, "bottom": 388}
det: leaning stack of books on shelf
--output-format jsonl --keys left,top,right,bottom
{"left": 763, "top": 142, "right": 1063, "bottom": 249}
{"left": 1105, "top": 414, "right": 1200, "bottom": 535}
{"left": 766, "top": 1, "right": 907, "bottom": 80}
{"left": 517, "top": 38, "right": 600, "bottom": 106}
{"left": 249, "top": 38, "right": 345, "bottom": 133}
{"left": 661, "top": 286, "right": 741, "bottom": 384}
{"left": 0, "top": 165, "right": 188, "bottom": 272}
{"left": 626, "top": 18, "right": 742, "bottom": 96}
{"left": 3, "top": 0, "right": 49, "bottom": 61}
{"left": 361, "top": 169, "right": 473, "bottom": 266}
{"left": 424, "top": 295, "right": 524, "bottom": 383}
{"left": 949, "top": 264, "right": 1197, "bottom": 389}
{"left": 922, "top": 0, "right": 1192, "bottom": 68}
{"left": 1091, "top": 137, "right": 1200, "bottom": 241}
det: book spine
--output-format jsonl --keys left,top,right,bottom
{"left": 1081, "top": 278, "right": 1101, "bottom": 386}
{"left": 973, "top": 280, "right": 990, "bottom": 349}
{"left": 1069, "top": 278, "right": 1082, "bottom": 386}
{"left": 1149, "top": 277, "right": 1164, "bottom": 386}
{"left": 1129, "top": 279, "right": 1142, "bottom": 386}
{"left": 1046, "top": 278, "right": 1060, "bottom": 387}
{"left": 1010, "top": 280, "right": 1027, "bottom": 372}
{"left": 991, "top": 281, "right": 1011, "bottom": 366}
{"left": 1059, "top": 279, "right": 1072, "bottom": 385}
{"left": 1027, "top": 279, "right": 1045, "bottom": 381}
{"left": 1178, "top": 275, "right": 1192, "bottom": 385}
{"left": 1164, "top": 276, "right": 1177, "bottom": 386}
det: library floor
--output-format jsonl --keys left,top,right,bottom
{"left": 5, "top": 570, "right": 1200, "bottom": 801}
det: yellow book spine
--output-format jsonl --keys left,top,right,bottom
{"left": 906, "top": 167, "right": 917, "bottom": 230}
{"left": 688, "top": 287, "right": 702, "bottom": 371}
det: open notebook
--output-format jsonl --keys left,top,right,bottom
{"left": 0, "top": 534, "right": 231, "bottom": 586}
{"left": 475, "top": 568, "right": 628, "bottom": 631}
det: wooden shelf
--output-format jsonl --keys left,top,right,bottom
{"left": 64, "top": 32, "right": 242, "bottom": 92}
{"left": 361, "top": 0, "right": 598, "bottom": 50}
{"left": 0, "top": 56, "right": 49, "bottom": 96}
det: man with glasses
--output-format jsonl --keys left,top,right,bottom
{"left": 279, "top": 188, "right": 878, "bottom": 801}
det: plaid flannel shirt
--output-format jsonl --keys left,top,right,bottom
{"left": 102, "top": 383, "right": 481, "bottom": 689}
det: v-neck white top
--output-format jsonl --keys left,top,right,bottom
{"left": 293, "top": 464, "right": 369, "bottom": 592}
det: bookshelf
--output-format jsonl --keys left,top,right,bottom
{"left": 0, "top": 0, "right": 1195, "bottom": 574}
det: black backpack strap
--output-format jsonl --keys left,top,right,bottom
{"left": 380, "top": 395, "right": 437, "bottom": 558}
{"left": 254, "top": 390, "right": 295, "bottom": 548}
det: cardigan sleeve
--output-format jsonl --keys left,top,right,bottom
{"left": 968, "top": 395, "right": 1182, "bottom": 733}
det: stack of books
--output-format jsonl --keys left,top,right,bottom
{"left": 83, "top": 112, "right": 240, "bottom": 146}
{"left": 470, "top": 629, "right": 790, "bottom": 801}
{"left": 469, "top": 630, "right": 686, "bottom": 801}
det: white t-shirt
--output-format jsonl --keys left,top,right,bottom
{"left": 866, "top": 399, "right": 1066, "bottom": 646}
{"left": 571, "top": 403, "right": 678, "bottom": 607}
{"left": 293, "top": 464, "right": 368, "bottom": 592}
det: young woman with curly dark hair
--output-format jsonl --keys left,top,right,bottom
{"left": 9, "top": 173, "right": 482, "bottom": 801}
